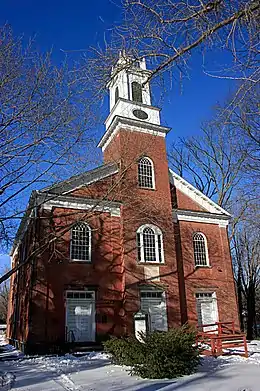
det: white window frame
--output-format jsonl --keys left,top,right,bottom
{"left": 193, "top": 232, "right": 209, "bottom": 267}
{"left": 137, "top": 224, "right": 164, "bottom": 264}
{"left": 70, "top": 222, "right": 91, "bottom": 262}
{"left": 138, "top": 156, "right": 155, "bottom": 189}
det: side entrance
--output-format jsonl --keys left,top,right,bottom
{"left": 196, "top": 292, "right": 219, "bottom": 331}
{"left": 65, "top": 291, "right": 96, "bottom": 342}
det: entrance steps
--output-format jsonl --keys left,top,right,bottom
{"left": 67, "top": 342, "right": 103, "bottom": 355}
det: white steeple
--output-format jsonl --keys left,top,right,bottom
{"left": 98, "top": 52, "right": 170, "bottom": 153}
{"left": 105, "top": 52, "right": 161, "bottom": 130}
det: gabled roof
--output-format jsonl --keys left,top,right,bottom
{"left": 168, "top": 168, "right": 231, "bottom": 216}
{"left": 10, "top": 162, "right": 119, "bottom": 256}
{"left": 40, "top": 162, "right": 119, "bottom": 195}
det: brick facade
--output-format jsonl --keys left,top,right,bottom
{"left": 7, "top": 59, "right": 239, "bottom": 353}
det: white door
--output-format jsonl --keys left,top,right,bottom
{"left": 66, "top": 291, "right": 95, "bottom": 342}
{"left": 196, "top": 292, "right": 218, "bottom": 332}
{"left": 140, "top": 291, "right": 168, "bottom": 332}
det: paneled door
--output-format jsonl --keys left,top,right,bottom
{"left": 66, "top": 291, "right": 95, "bottom": 342}
{"left": 140, "top": 290, "right": 168, "bottom": 332}
{"left": 196, "top": 292, "right": 219, "bottom": 332}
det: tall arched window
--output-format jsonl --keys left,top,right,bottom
{"left": 193, "top": 232, "right": 209, "bottom": 267}
{"left": 70, "top": 222, "right": 91, "bottom": 262}
{"left": 138, "top": 157, "right": 155, "bottom": 189}
{"left": 137, "top": 225, "right": 164, "bottom": 263}
{"left": 115, "top": 86, "right": 119, "bottom": 104}
{"left": 131, "top": 81, "right": 143, "bottom": 103}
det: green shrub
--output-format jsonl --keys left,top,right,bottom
{"left": 104, "top": 325, "right": 201, "bottom": 379}
{"left": 136, "top": 325, "right": 201, "bottom": 379}
{"left": 103, "top": 335, "right": 145, "bottom": 366}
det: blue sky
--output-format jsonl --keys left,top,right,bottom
{"left": 0, "top": 1, "right": 235, "bottom": 267}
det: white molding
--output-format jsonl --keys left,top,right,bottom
{"left": 105, "top": 98, "right": 160, "bottom": 129}
{"left": 98, "top": 116, "right": 170, "bottom": 152}
{"left": 42, "top": 198, "right": 121, "bottom": 217}
{"left": 169, "top": 169, "right": 231, "bottom": 217}
{"left": 173, "top": 210, "right": 229, "bottom": 227}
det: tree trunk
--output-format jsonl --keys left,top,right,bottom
{"left": 236, "top": 266, "right": 244, "bottom": 331}
{"left": 246, "top": 283, "right": 256, "bottom": 340}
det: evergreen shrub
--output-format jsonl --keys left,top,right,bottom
{"left": 103, "top": 325, "right": 201, "bottom": 379}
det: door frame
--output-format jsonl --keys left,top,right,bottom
{"left": 65, "top": 290, "right": 96, "bottom": 342}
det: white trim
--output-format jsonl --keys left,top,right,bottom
{"left": 173, "top": 210, "right": 229, "bottom": 227}
{"left": 98, "top": 116, "right": 170, "bottom": 152}
{"left": 70, "top": 222, "right": 92, "bottom": 263}
{"left": 138, "top": 156, "right": 156, "bottom": 190}
{"left": 137, "top": 224, "right": 165, "bottom": 264}
{"left": 42, "top": 198, "right": 121, "bottom": 217}
{"left": 169, "top": 169, "right": 231, "bottom": 216}
{"left": 193, "top": 232, "right": 210, "bottom": 267}
{"left": 105, "top": 99, "right": 160, "bottom": 128}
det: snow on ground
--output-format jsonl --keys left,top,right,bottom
{"left": 0, "top": 336, "right": 260, "bottom": 391}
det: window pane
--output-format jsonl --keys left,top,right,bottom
{"left": 115, "top": 86, "right": 119, "bottom": 104}
{"left": 132, "top": 82, "right": 142, "bottom": 103}
{"left": 71, "top": 223, "right": 91, "bottom": 261}
{"left": 143, "top": 227, "right": 156, "bottom": 262}
{"left": 193, "top": 233, "right": 207, "bottom": 266}
{"left": 138, "top": 157, "right": 154, "bottom": 189}
{"left": 158, "top": 234, "right": 162, "bottom": 263}
{"left": 137, "top": 232, "right": 141, "bottom": 261}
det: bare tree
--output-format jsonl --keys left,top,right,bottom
{"left": 0, "top": 25, "right": 100, "bottom": 248}
{"left": 168, "top": 85, "right": 260, "bottom": 337}
{"left": 86, "top": 1, "right": 259, "bottom": 91}
{"left": 0, "top": 266, "right": 10, "bottom": 322}
{"left": 232, "top": 222, "right": 260, "bottom": 339}
{"left": 168, "top": 80, "right": 259, "bottom": 206}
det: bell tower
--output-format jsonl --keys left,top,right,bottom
{"left": 98, "top": 53, "right": 170, "bottom": 162}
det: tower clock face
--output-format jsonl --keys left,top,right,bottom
{"left": 133, "top": 109, "right": 148, "bottom": 120}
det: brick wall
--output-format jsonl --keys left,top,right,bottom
{"left": 7, "top": 126, "right": 240, "bottom": 350}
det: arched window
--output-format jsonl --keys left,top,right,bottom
{"left": 137, "top": 225, "right": 164, "bottom": 263}
{"left": 138, "top": 157, "right": 155, "bottom": 189}
{"left": 70, "top": 222, "right": 91, "bottom": 262}
{"left": 131, "top": 81, "right": 143, "bottom": 103}
{"left": 115, "top": 86, "right": 119, "bottom": 104}
{"left": 193, "top": 232, "right": 209, "bottom": 267}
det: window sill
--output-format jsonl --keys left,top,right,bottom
{"left": 138, "top": 187, "right": 156, "bottom": 191}
{"left": 195, "top": 265, "right": 211, "bottom": 269}
{"left": 138, "top": 262, "right": 165, "bottom": 265}
{"left": 69, "top": 259, "right": 92, "bottom": 263}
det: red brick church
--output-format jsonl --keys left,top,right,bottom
{"left": 7, "top": 55, "right": 239, "bottom": 353}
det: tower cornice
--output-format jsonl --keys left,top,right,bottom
{"left": 98, "top": 115, "right": 171, "bottom": 152}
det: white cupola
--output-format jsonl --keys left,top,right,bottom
{"left": 98, "top": 52, "right": 170, "bottom": 153}
{"left": 104, "top": 52, "right": 161, "bottom": 130}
